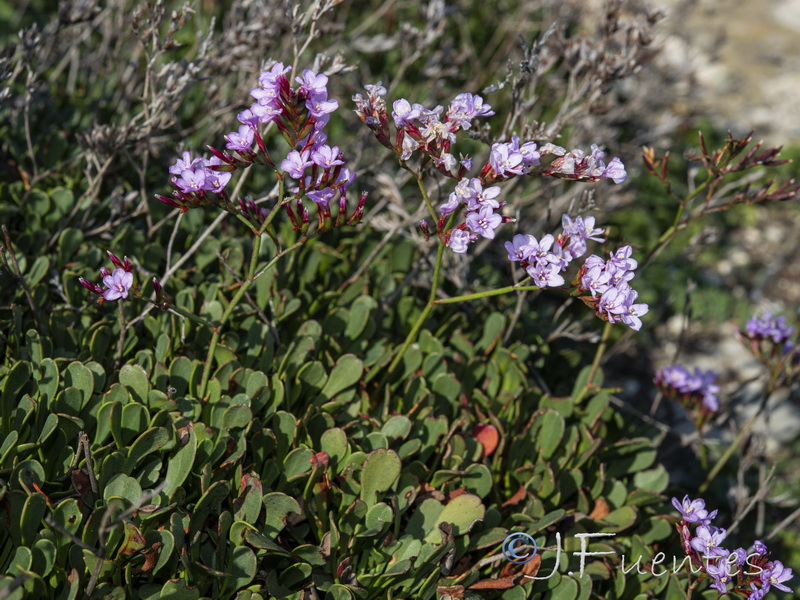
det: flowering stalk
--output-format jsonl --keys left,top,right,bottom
{"left": 353, "top": 81, "right": 640, "bottom": 385}
{"left": 671, "top": 495, "right": 794, "bottom": 597}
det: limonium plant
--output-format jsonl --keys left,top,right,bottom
{"left": 80, "top": 62, "right": 367, "bottom": 394}
{"left": 69, "top": 52, "right": 800, "bottom": 599}
{"left": 353, "top": 82, "right": 646, "bottom": 381}
{"left": 672, "top": 495, "right": 794, "bottom": 597}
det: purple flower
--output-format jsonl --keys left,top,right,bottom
{"left": 731, "top": 548, "right": 748, "bottom": 566}
{"left": 250, "top": 101, "right": 282, "bottom": 123}
{"left": 419, "top": 111, "right": 455, "bottom": 145}
{"left": 505, "top": 234, "right": 536, "bottom": 261}
{"left": 561, "top": 216, "right": 606, "bottom": 251}
{"left": 661, "top": 366, "right": 692, "bottom": 393}
{"left": 540, "top": 142, "right": 566, "bottom": 156}
{"left": 306, "top": 187, "right": 337, "bottom": 206}
{"left": 169, "top": 151, "right": 203, "bottom": 176}
{"left": 446, "top": 92, "right": 494, "bottom": 130}
{"left": 657, "top": 366, "right": 720, "bottom": 413}
{"left": 447, "top": 229, "right": 471, "bottom": 254}
{"left": 440, "top": 192, "right": 461, "bottom": 216}
{"left": 620, "top": 289, "right": 649, "bottom": 332}
{"left": 671, "top": 495, "right": 712, "bottom": 523}
{"left": 749, "top": 582, "right": 769, "bottom": 600}
{"left": 608, "top": 246, "right": 638, "bottom": 272}
{"left": 173, "top": 167, "right": 206, "bottom": 193}
{"left": 582, "top": 266, "right": 612, "bottom": 298}
{"left": 296, "top": 69, "right": 329, "bottom": 97}
{"left": 400, "top": 136, "right": 420, "bottom": 160}
{"left": 306, "top": 96, "right": 339, "bottom": 118}
{"left": 463, "top": 180, "right": 501, "bottom": 211}
{"left": 466, "top": 205, "right": 503, "bottom": 239}
{"left": 257, "top": 62, "right": 290, "bottom": 90}
{"left": 311, "top": 145, "right": 344, "bottom": 169}
{"left": 603, "top": 157, "right": 627, "bottom": 184}
{"left": 762, "top": 561, "right": 793, "bottom": 593}
{"left": 511, "top": 136, "right": 541, "bottom": 168}
{"left": 526, "top": 262, "right": 565, "bottom": 288}
{"left": 489, "top": 142, "right": 524, "bottom": 177}
{"left": 237, "top": 108, "right": 259, "bottom": 127}
{"left": 753, "top": 540, "right": 769, "bottom": 555}
{"left": 707, "top": 558, "right": 734, "bottom": 594}
{"left": 392, "top": 98, "right": 421, "bottom": 127}
{"left": 597, "top": 286, "right": 628, "bottom": 318}
{"left": 434, "top": 153, "right": 458, "bottom": 175}
{"left": 281, "top": 150, "right": 313, "bottom": 179}
{"left": 250, "top": 84, "right": 279, "bottom": 106}
{"left": 690, "top": 525, "right": 728, "bottom": 557}
{"left": 102, "top": 268, "right": 133, "bottom": 301}
{"left": 745, "top": 312, "right": 795, "bottom": 343}
{"left": 201, "top": 163, "right": 232, "bottom": 193}
{"left": 225, "top": 125, "right": 255, "bottom": 152}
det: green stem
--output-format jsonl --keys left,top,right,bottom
{"left": 381, "top": 240, "right": 446, "bottom": 380}
{"left": 697, "top": 427, "right": 708, "bottom": 471}
{"left": 573, "top": 321, "right": 613, "bottom": 404}
{"left": 198, "top": 232, "right": 262, "bottom": 399}
{"left": 698, "top": 367, "right": 780, "bottom": 493}
{"left": 434, "top": 285, "right": 540, "bottom": 304}
{"left": 198, "top": 235, "right": 309, "bottom": 399}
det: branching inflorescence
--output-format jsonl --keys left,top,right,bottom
{"left": 355, "top": 82, "right": 648, "bottom": 330}
{"left": 157, "top": 62, "right": 365, "bottom": 234}
{"left": 672, "top": 495, "right": 794, "bottom": 598}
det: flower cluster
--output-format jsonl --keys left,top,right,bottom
{"left": 655, "top": 364, "right": 721, "bottom": 418}
{"left": 354, "top": 84, "right": 494, "bottom": 177}
{"left": 79, "top": 251, "right": 135, "bottom": 303}
{"left": 355, "top": 84, "right": 628, "bottom": 259}
{"left": 501, "top": 215, "right": 602, "bottom": 289}
{"left": 737, "top": 309, "right": 800, "bottom": 375}
{"left": 79, "top": 251, "right": 167, "bottom": 307}
{"left": 572, "top": 237, "right": 648, "bottom": 331}
{"left": 745, "top": 312, "right": 795, "bottom": 344}
{"left": 541, "top": 143, "right": 627, "bottom": 184}
{"left": 158, "top": 63, "right": 365, "bottom": 232}
{"left": 672, "top": 495, "right": 794, "bottom": 597}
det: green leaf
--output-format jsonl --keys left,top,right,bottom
{"left": 361, "top": 502, "right": 393, "bottom": 536}
{"left": 283, "top": 447, "right": 313, "bottom": 481}
{"left": 320, "top": 428, "right": 349, "bottom": 473}
{"left": 2, "top": 361, "right": 32, "bottom": 434}
{"left": 190, "top": 481, "right": 230, "bottom": 533}
{"left": 58, "top": 228, "right": 84, "bottom": 268}
{"left": 318, "top": 354, "right": 362, "bottom": 402}
{"left": 119, "top": 364, "right": 150, "bottom": 404}
{"left": 600, "top": 506, "right": 638, "bottom": 533}
{"left": 221, "top": 546, "right": 257, "bottom": 595}
{"left": 104, "top": 474, "right": 143, "bottom": 505}
{"left": 550, "top": 574, "right": 579, "bottom": 599}
{"left": 359, "top": 448, "right": 401, "bottom": 508}
{"left": 263, "top": 493, "right": 302, "bottom": 539}
{"left": 31, "top": 538, "right": 56, "bottom": 578}
{"left": 158, "top": 580, "right": 200, "bottom": 600}
{"left": 117, "top": 402, "right": 149, "bottom": 447}
{"left": 633, "top": 466, "right": 669, "bottom": 493}
{"left": 222, "top": 404, "right": 253, "bottom": 430}
{"left": 124, "top": 427, "right": 170, "bottom": 473}
{"left": 425, "top": 493, "right": 485, "bottom": 541}
{"left": 20, "top": 492, "right": 47, "bottom": 546}
{"left": 538, "top": 410, "right": 565, "bottom": 460}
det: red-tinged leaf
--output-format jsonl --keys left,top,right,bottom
{"left": 472, "top": 423, "right": 499, "bottom": 457}
{"left": 448, "top": 487, "right": 467, "bottom": 501}
{"left": 468, "top": 575, "right": 522, "bottom": 590}
{"left": 436, "top": 586, "right": 464, "bottom": 599}
{"left": 501, "top": 485, "right": 527, "bottom": 509}
{"left": 589, "top": 497, "right": 611, "bottom": 520}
